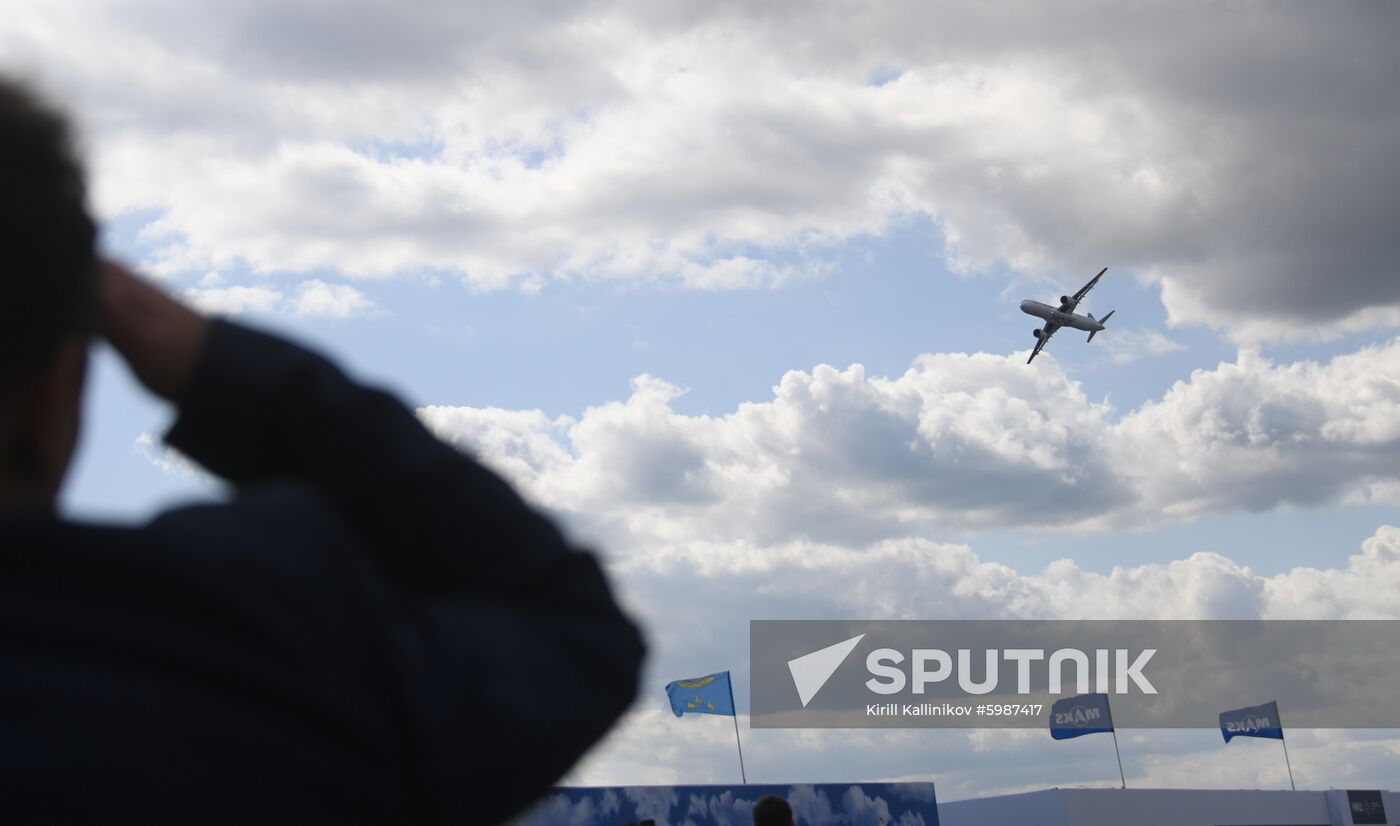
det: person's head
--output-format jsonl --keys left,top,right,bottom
{"left": 752, "top": 794, "right": 794, "bottom": 826}
{"left": 0, "top": 79, "right": 97, "bottom": 511}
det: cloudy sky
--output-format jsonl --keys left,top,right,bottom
{"left": 6, "top": 0, "right": 1400, "bottom": 803}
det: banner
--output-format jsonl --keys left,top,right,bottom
{"left": 666, "top": 671, "right": 736, "bottom": 717}
{"left": 1220, "top": 700, "right": 1283, "bottom": 743}
{"left": 509, "top": 782, "right": 939, "bottom": 826}
{"left": 1050, "top": 693, "right": 1114, "bottom": 740}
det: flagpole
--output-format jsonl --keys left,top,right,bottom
{"left": 726, "top": 672, "right": 747, "bottom": 784}
{"left": 1280, "top": 737, "right": 1296, "bottom": 791}
{"left": 1106, "top": 695, "right": 1126, "bottom": 789}
{"left": 1110, "top": 729, "right": 1127, "bottom": 789}
{"left": 731, "top": 714, "right": 748, "bottom": 784}
{"left": 1278, "top": 704, "right": 1296, "bottom": 791}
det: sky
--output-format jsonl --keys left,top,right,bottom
{"left": 4, "top": 0, "right": 1400, "bottom": 804}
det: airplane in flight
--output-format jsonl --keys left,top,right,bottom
{"left": 1020, "top": 267, "right": 1114, "bottom": 364}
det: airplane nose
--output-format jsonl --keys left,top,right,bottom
{"left": 1019, "top": 300, "right": 1035, "bottom": 314}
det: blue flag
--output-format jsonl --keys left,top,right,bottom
{"left": 1220, "top": 700, "right": 1283, "bottom": 743}
{"left": 1049, "top": 693, "right": 1114, "bottom": 740}
{"left": 665, "top": 671, "right": 735, "bottom": 717}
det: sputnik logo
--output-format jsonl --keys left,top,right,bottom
{"left": 787, "top": 634, "right": 865, "bottom": 707}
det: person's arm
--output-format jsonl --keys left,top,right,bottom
{"left": 101, "top": 262, "right": 645, "bottom": 822}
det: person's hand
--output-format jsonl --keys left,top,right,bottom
{"left": 99, "top": 260, "right": 210, "bottom": 403}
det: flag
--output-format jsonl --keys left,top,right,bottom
{"left": 666, "top": 671, "right": 735, "bottom": 717}
{"left": 1220, "top": 700, "right": 1283, "bottom": 743}
{"left": 1049, "top": 693, "right": 1114, "bottom": 740}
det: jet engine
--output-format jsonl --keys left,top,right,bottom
{"left": 1060, "top": 295, "right": 1071, "bottom": 305}
{"left": 1032, "top": 328, "right": 1043, "bottom": 339}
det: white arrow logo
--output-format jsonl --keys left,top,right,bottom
{"left": 787, "top": 634, "right": 865, "bottom": 707}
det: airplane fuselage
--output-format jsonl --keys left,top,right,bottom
{"left": 1019, "top": 300, "right": 1105, "bottom": 332}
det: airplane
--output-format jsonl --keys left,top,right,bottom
{"left": 1020, "top": 267, "right": 1114, "bottom": 364}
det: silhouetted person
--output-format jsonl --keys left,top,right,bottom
{"left": 753, "top": 795, "right": 796, "bottom": 826}
{"left": 0, "top": 79, "right": 644, "bottom": 824}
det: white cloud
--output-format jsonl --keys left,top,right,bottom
{"left": 420, "top": 339, "right": 1400, "bottom": 539}
{"left": 289, "top": 279, "right": 377, "bottom": 318}
{"left": 3, "top": 2, "right": 1395, "bottom": 339}
{"left": 133, "top": 433, "right": 215, "bottom": 485}
{"left": 182, "top": 284, "right": 283, "bottom": 316}
{"left": 1113, "top": 343, "right": 1400, "bottom": 523}
{"left": 1261, "top": 526, "right": 1400, "bottom": 621}
{"left": 182, "top": 279, "right": 376, "bottom": 318}
{"left": 417, "top": 405, "right": 575, "bottom": 505}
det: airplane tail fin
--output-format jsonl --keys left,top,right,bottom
{"left": 1087, "top": 310, "right": 1115, "bottom": 342}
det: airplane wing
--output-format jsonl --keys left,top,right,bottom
{"left": 1027, "top": 322, "right": 1060, "bottom": 363}
{"left": 1058, "top": 267, "right": 1108, "bottom": 312}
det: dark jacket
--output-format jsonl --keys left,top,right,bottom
{"left": 0, "top": 320, "right": 645, "bottom": 823}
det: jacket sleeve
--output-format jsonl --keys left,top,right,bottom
{"left": 163, "top": 319, "right": 646, "bottom": 823}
